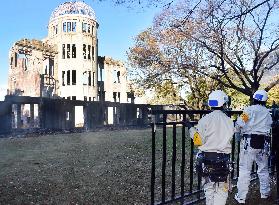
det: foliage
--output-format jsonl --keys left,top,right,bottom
{"left": 129, "top": 0, "right": 279, "bottom": 106}
{"left": 170, "top": 0, "right": 279, "bottom": 100}
{"left": 266, "top": 81, "right": 279, "bottom": 106}
{"left": 225, "top": 88, "right": 250, "bottom": 109}
{"left": 184, "top": 74, "right": 220, "bottom": 109}
{"left": 127, "top": 24, "right": 219, "bottom": 108}
{"left": 147, "top": 80, "right": 182, "bottom": 105}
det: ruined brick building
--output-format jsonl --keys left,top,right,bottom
{"left": 8, "top": 1, "right": 134, "bottom": 104}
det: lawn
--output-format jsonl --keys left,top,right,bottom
{"left": 0, "top": 128, "right": 277, "bottom": 205}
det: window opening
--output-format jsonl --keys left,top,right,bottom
{"left": 45, "top": 65, "right": 48, "bottom": 75}
{"left": 88, "top": 24, "right": 91, "bottom": 33}
{"left": 72, "top": 22, "right": 76, "bottom": 32}
{"left": 63, "top": 22, "right": 66, "bottom": 32}
{"left": 15, "top": 53, "right": 18, "bottom": 67}
{"left": 62, "top": 44, "right": 65, "bottom": 59}
{"left": 117, "top": 71, "right": 120, "bottom": 83}
{"left": 92, "top": 72, "right": 95, "bottom": 86}
{"left": 72, "top": 70, "right": 76, "bottom": 85}
{"left": 92, "top": 46, "right": 94, "bottom": 61}
{"left": 113, "top": 70, "right": 117, "bottom": 83}
{"left": 88, "top": 71, "right": 91, "bottom": 86}
{"left": 49, "top": 59, "right": 54, "bottom": 76}
{"left": 67, "top": 44, "right": 70, "bottom": 58}
{"left": 83, "top": 71, "right": 87, "bottom": 85}
{"left": 82, "top": 22, "right": 87, "bottom": 32}
{"left": 88, "top": 45, "right": 91, "bottom": 59}
{"left": 72, "top": 44, "right": 76, "bottom": 58}
{"left": 49, "top": 66, "right": 53, "bottom": 76}
{"left": 113, "top": 92, "right": 117, "bottom": 102}
{"left": 67, "top": 70, "right": 70, "bottom": 85}
{"left": 67, "top": 22, "right": 71, "bottom": 32}
{"left": 62, "top": 71, "right": 65, "bottom": 86}
{"left": 83, "top": 44, "right": 86, "bottom": 59}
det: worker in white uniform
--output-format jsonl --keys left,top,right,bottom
{"left": 234, "top": 90, "right": 273, "bottom": 204}
{"left": 189, "top": 90, "right": 234, "bottom": 205}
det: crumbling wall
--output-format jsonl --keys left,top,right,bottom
{"left": 98, "top": 56, "right": 130, "bottom": 103}
{"left": 0, "top": 96, "right": 152, "bottom": 134}
{"left": 8, "top": 39, "right": 58, "bottom": 98}
{"left": 0, "top": 102, "right": 12, "bottom": 134}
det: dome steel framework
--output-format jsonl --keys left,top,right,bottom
{"left": 50, "top": 1, "right": 96, "bottom": 22}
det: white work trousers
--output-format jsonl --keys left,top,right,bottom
{"left": 203, "top": 180, "right": 228, "bottom": 205}
{"left": 236, "top": 142, "right": 270, "bottom": 200}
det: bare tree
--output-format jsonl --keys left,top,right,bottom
{"left": 127, "top": 0, "right": 279, "bottom": 104}
{"left": 94, "top": 0, "right": 175, "bottom": 9}
{"left": 128, "top": 24, "right": 220, "bottom": 108}
{"left": 169, "top": 0, "right": 279, "bottom": 101}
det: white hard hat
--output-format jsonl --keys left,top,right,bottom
{"left": 208, "top": 90, "right": 229, "bottom": 107}
{"left": 253, "top": 90, "right": 268, "bottom": 102}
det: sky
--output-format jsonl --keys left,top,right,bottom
{"left": 0, "top": 0, "right": 162, "bottom": 100}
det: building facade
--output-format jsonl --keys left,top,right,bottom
{"left": 8, "top": 1, "right": 133, "bottom": 103}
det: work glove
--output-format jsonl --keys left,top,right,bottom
{"left": 189, "top": 127, "right": 197, "bottom": 139}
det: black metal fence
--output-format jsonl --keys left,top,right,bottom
{"left": 150, "top": 109, "right": 278, "bottom": 205}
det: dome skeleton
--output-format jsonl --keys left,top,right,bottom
{"left": 49, "top": 1, "right": 96, "bottom": 22}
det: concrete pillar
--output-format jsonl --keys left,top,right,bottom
{"left": 16, "top": 104, "right": 21, "bottom": 128}
{"left": 71, "top": 106, "right": 75, "bottom": 129}
{"left": 116, "top": 106, "right": 120, "bottom": 125}
{"left": 30, "top": 104, "right": 34, "bottom": 127}
{"left": 113, "top": 106, "right": 116, "bottom": 125}
{"left": 105, "top": 107, "right": 108, "bottom": 125}
{"left": 83, "top": 105, "right": 89, "bottom": 131}
{"left": 39, "top": 98, "right": 44, "bottom": 129}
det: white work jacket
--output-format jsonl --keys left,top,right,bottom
{"left": 235, "top": 104, "right": 272, "bottom": 135}
{"left": 193, "top": 110, "right": 234, "bottom": 154}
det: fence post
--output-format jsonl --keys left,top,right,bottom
{"left": 162, "top": 114, "right": 167, "bottom": 203}
{"left": 180, "top": 114, "right": 186, "bottom": 204}
{"left": 171, "top": 124, "right": 177, "bottom": 200}
{"left": 151, "top": 120, "right": 156, "bottom": 205}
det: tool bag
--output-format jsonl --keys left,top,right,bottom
{"left": 251, "top": 134, "right": 266, "bottom": 149}
{"left": 196, "top": 152, "right": 230, "bottom": 182}
{"left": 244, "top": 134, "right": 266, "bottom": 149}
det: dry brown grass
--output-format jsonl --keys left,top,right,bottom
{"left": 0, "top": 129, "right": 277, "bottom": 205}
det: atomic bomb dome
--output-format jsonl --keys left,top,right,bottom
{"left": 8, "top": 0, "right": 133, "bottom": 117}
{"left": 49, "top": 1, "right": 96, "bottom": 22}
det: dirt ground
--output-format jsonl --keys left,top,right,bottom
{"left": 0, "top": 129, "right": 277, "bottom": 205}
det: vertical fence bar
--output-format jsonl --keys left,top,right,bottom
{"left": 190, "top": 137, "right": 194, "bottom": 193}
{"left": 171, "top": 124, "right": 177, "bottom": 200}
{"left": 197, "top": 165, "right": 202, "bottom": 201}
{"left": 180, "top": 114, "right": 186, "bottom": 205}
{"left": 237, "top": 141, "right": 240, "bottom": 177}
{"left": 277, "top": 153, "right": 279, "bottom": 205}
{"left": 231, "top": 134, "right": 235, "bottom": 180}
{"left": 197, "top": 113, "right": 203, "bottom": 200}
{"left": 151, "top": 122, "right": 156, "bottom": 205}
{"left": 162, "top": 114, "right": 167, "bottom": 203}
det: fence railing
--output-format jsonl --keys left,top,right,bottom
{"left": 150, "top": 109, "right": 277, "bottom": 205}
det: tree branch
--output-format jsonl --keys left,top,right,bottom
{"left": 265, "top": 76, "right": 279, "bottom": 91}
